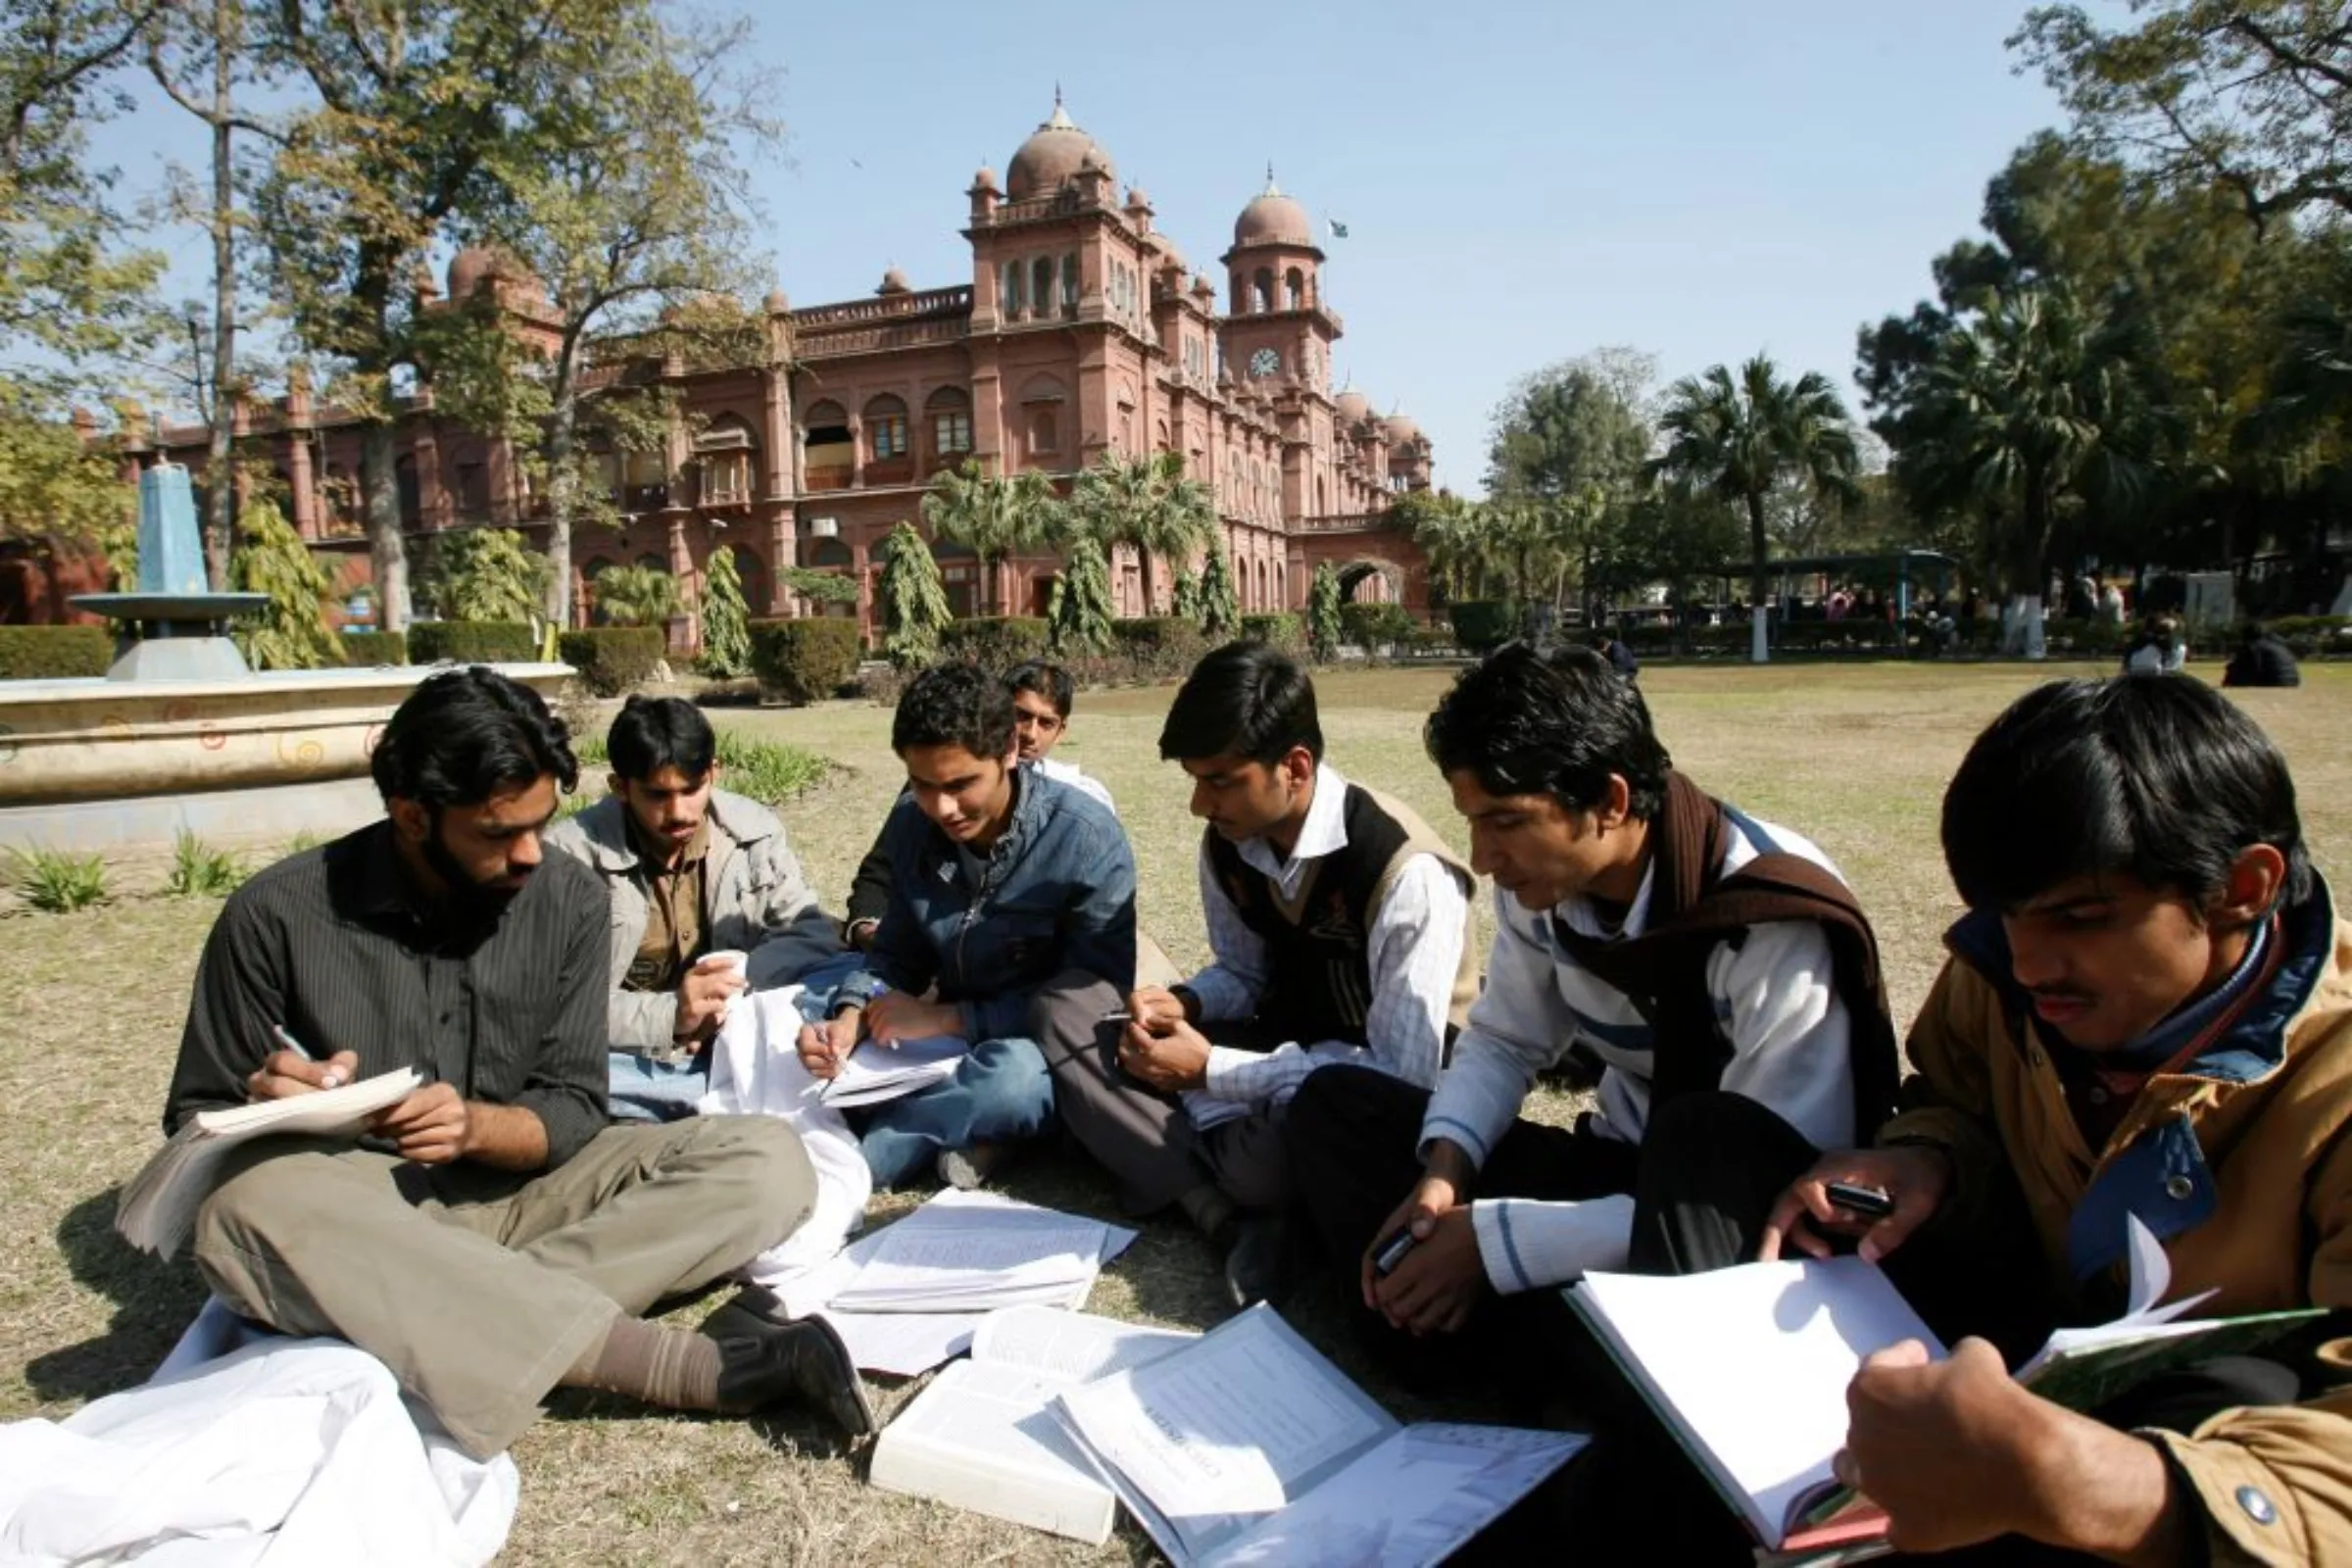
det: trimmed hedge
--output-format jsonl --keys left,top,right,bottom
{"left": 750, "top": 617, "right": 860, "bottom": 705}
{"left": 407, "top": 620, "right": 537, "bottom": 664}
{"left": 559, "top": 626, "right": 665, "bottom": 697}
{"left": 1340, "top": 602, "right": 1418, "bottom": 648}
{"left": 939, "top": 615, "right": 1051, "bottom": 669}
{"left": 1239, "top": 612, "right": 1302, "bottom": 652}
{"left": 1446, "top": 600, "right": 1518, "bottom": 654}
{"left": 1109, "top": 616, "right": 1210, "bottom": 677}
{"left": 339, "top": 630, "right": 407, "bottom": 666}
{"left": 0, "top": 624, "right": 113, "bottom": 680}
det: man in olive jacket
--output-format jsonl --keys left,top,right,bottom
{"left": 548, "top": 697, "right": 841, "bottom": 1120}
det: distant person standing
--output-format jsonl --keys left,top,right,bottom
{"left": 2123, "top": 614, "right": 2187, "bottom": 675}
{"left": 2224, "top": 621, "right": 2303, "bottom": 688}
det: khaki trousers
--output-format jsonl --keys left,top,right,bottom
{"left": 191, "top": 1114, "right": 813, "bottom": 1457}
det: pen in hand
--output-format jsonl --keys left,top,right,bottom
{"left": 270, "top": 1024, "right": 346, "bottom": 1089}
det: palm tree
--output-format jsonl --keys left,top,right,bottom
{"left": 1906, "top": 286, "right": 2151, "bottom": 655}
{"left": 593, "top": 564, "right": 680, "bottom": 628}
{"left": 1048, "top": 529, "right": 1117, "bottom": 654}
{"left": 1650, "top": 355, "right": 1862, "bottom": 662}
{"left": 920, "top": 460, "right": 1061, "bottom": 615}
{"left": 1068, "top": 452, "right": 1216, "bottom": 613}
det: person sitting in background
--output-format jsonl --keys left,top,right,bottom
{"left": 797, "top": 662, "right": 1136, "bottom": 1190}
{"left": 166, "top": 667, "right": 872, "bottom": 1459}
{"left": 548, "top": 696, "right": 841, "bottom": 1122}
{"left": 841, "top": 659, "right": 1111, "bottom": 954}
{"left": 1034, "top": 641, "right": 1476, "bottom": 1306}
{"left": 1588, "top": 627, "right": 1640, "bottom": 681}
{"left": 1761, "top": 675, "right": 2352, "bottom": 1562}
{"left": 2123, "top": 613, "right": 2188, "bottom": 675}
{"left": 2223, "top": 620, "right": 2303, "bottom": 689}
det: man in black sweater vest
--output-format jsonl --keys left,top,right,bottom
{"left": 1033, "top": 642, "right": 1476, "bottom": 1306}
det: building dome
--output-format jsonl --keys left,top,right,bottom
{"left": 1385, "top": 413, "right": 1423, "bottom": 447}
{"left": 877, "top": 267, "right": 911, "bottom": 295}
{"left": 447, "top": 245, "right": 507, "bottom": 299}
{"left": 1234, "top": 172, "right": 1313, "bottom": 249}
{"left": 1005, "top": 101, "right": 1114, "bottom": 202}
{"left": 1335, "top": 390, "right": 1372, "bottom": 423}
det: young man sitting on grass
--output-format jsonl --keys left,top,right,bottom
{"left": 794, "top": 661, "right": 1136, "bottom": 1191}
{"left": 1760, "top": 675, "right": 2352, "bottom": 1563}
{"left": 547, "top": 696, "right": 841, "bottom": 1122}
{"left": 1286, "top": 641, "right": 1900, "bottom": 1389}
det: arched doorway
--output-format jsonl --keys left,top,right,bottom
{"left": 1338, "top": 559, "right": 1403, "bottom": 605}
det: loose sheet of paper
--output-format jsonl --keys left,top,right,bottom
{"left": 817, "top": 1035, "right": 968, "bottom": 1108}
{"left": 777, "top": 1191, "right": 1138, "bottom": 1318}
{"left": 818, "top": 1311, "right": 980, "bottom": 1378}
{"left": 972, "top": 1304, "right": 1194, "bottom": 1384}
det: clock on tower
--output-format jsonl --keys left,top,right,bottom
{"left": 1249, "top": 347, "right": 1280, "bottom": 379}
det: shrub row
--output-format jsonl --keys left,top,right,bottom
{"left": 0, "top": 624, "right": 113, "bottom": 680}
{"left": 338, "top": 630, "right": 407, "bottom": 666}
{"left": 407, "top": 620, "right": 537, "bottom": 664}
{"left": 750, "top": 617, "right": 861, "bottom": 705}
{"left": 1339, "top": 602, "right": 1420, "bottom": 649}
{"left": 1446, "top": 601, "right": 1518, "bottom": 654}
{"left": 1239, "top": 612, "right": 1303, "bottom": 652}
{"left": 938, "top": 616, "right": 1051, "bottom": 668}
{"left": 559, "top": 627, "right": 665, "bottom": 698}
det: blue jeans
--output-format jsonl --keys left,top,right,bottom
{"left": 852, "top": 1036, "right": 1055, "bottom": 1189}
{"left": 607, "top": 1050, "right": 710, "bottom": 1123}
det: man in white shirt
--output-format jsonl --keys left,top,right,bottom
{"left": 1034, "top": 642, "right": 1476, "bottom": 1306}
{"left": 1286, "top": 642, "right": 1899, "bottom": 1389}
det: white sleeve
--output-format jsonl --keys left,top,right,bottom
{"left": 1181, "top": 839, "right": 1266, "bottom": 1024}
{"left": 1470, "top": 1193, "right": 1635, "bottom": 1294}
{"left": 1198, "top": 854, "right": 1466, "bottom": 1103}
{"left": 1418, "top": 890, "right": 1560, "bottom": 1168}
{"left": 1708, "top": 921, "right": 1855, "bottom": 1152}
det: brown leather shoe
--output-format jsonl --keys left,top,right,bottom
{"left": 713, "top": 1315, "right": 875, "bottom": 1438}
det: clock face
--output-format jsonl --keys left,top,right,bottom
{"left": 1249, "top": 347, "right": 1280, "bottom": 378}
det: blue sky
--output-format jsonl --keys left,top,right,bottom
{"left": 91, "top": 0, "right": 2067, "bottom": 493}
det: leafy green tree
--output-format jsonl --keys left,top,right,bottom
{"left": 1650, "top": 356, "right": 1862, "bottom": 662}
{"left": 230, "top": 496, "right": 341, "bottom": 669}
{"left": 428, "top": 527, "right": 548, "bottom": 625}
{"left": 590, "top": 563, "right": 678, "bottom": 629}
{"left": 1393, "top": 489, "right": 1492, "bottom": 602}
{"left": 1067, "top": 451, "right": 1215, "bottom": 613}
{"left": 1170, "top": 564, "right": 1202, "bottom": 622}
{"left": 1487, "top": 349, "right": 1655, "bottom": 618}
{"left": 1048, "top": 530, "right": 1115, "bottom": 655}
{"left": 921, "top": 459, "right": 1059, "bottom": 615}
{"left": 1198, "top": 544, "right": 1241, "bottom": 639}
{"left": 0, "top": 385, "right": 128, "bottom": 545}
{"left": 878, "top": 518, "right": 951, "bottom": 667}
{"left": 698, "top": 543, "right": 751, "bottom": 677}
{"left": 1307, "top": 561, "right": 1343, "bottom": 661}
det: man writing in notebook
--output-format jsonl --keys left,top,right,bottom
{"left": 796, "top": 661, "right": 1136, "bottom": 1191}
{"left": 1286, "top": 641, "right": 1900, "bottom": 1385}
{"left": 166, "top": 667, "right": 873, "bottom": 1459}
{"left": 1034, "top": 641, "right": 1477, "bottom": 1307}
{"left": 1761, "top": 676, "right": 2352, "bottom": 1561}
{"left": 548, "top": 695, "right": 841, "bottom": 1122}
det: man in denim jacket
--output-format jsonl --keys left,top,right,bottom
{"left": 797, "top": 662, "right": 1137, "bottom": 1188}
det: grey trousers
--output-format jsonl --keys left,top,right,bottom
{"left": 191, "top": 1114, "right": 813, "bottom": 1456}
{"left": 1031, "top": 971, "right": 1292, "bottom": 1217}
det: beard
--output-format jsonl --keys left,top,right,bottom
{"left": 423, "top": 819, "right": 528, "bottom": 918}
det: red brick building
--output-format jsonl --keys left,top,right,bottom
{"left": 28, "top": 101, "right": 1436, "bottom": 643}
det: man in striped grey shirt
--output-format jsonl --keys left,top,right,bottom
{"left": 165, "top": 667, "right": 872, "bottom": 1457}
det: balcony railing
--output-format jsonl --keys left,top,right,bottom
{"left": 797, "top": 316, "right": 971, "bottom": 361}
{"left": 793, "top": 285, "right": 972, "bottom": 328}
{"left": 1293, "top": 514, "right": 1394, "bottom": 534}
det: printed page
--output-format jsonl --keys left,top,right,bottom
{"left": 1572, "top": 1257, "right": 1942, "bottom": 1547}
{"left": 817, "top": 1035, "right": 967, "bottom": 1107}
{"left": 1203, "top": 1423, "right": 1589, "bottom": 1568}
{"left": 970, "top": 1305, "right": 1196, "bottom": 1384}
{"left": 194, "top": 1066, "right": 424, "bottom": 1137}
{"left": 1056, "top": 1306, "right": 1398, "bottom": 1560}
{"left": 890, "top": 1360, "right": 1114, "bottom": 1484}
{"left": 837, "top": 1202, "right": 1110, "bottom": 1306}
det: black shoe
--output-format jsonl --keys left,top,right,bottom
{"left": 1222, "top": 1214, "right": 1297, "bottom": 1309}
{"left": 699, "top": 1284, "right": 792, "bottom": 1338}
{"left": 713, "top": 1315, "right": 876, "bottom": 1438}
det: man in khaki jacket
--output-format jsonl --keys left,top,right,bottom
{"left": 1761, "top": 675, "right": 2352, "bottom": 1566}
{"left": 548, "top": 696, "right": 840, "bottom": 1120}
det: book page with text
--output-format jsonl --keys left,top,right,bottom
{"left": 971, "top": 1305, "right": 1195, "bottom": 1384}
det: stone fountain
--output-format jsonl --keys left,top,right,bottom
{"left": 0, "top": 464, "right": 572, "bottom": 853}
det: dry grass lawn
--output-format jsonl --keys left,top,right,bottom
{"left": 2, "top": 662, "right": 2345, "bottom": 1565}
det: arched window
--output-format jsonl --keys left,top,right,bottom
{"left": 635, "top": 552, "right": 666, "bottom": 573}
{"left": 1060, "top": 253, "right": 1080, "bottom": 316}
{"left": 394, "top": 454, "right": 420, "bottom": 528}
{"left": 863, "top": 394, "right": 909, "bottom": 463}
{"left": 1018, "top": 373, "right": 1065, "bottom": 462}
{"left": 1001, "top": 259, "right": 1023, "bottom": 320}
{"left": 1032, "top": 257, "right": 1054, "bottom": 318}
{"left": 1286, "top": 268, "right": 1305, "bottom": 311}
{"left": 1252, "top": 269, "right": 1274, "bottom": 313}
{"left": 803, "top": 400, "right": 853, "bottom": 491}
{"left": 723, "top": 544, "right": 768, "bottom": 617}
{"left": 925, "top": 386, "right": 973, "bottom": 461}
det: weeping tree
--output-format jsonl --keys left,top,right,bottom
{"left": 1170, "top": 565, "right": 1203, "bottom": 622}
{"left": 698, "top": 545, "right": 750, "bottom": 677}
{"left": 1048, "top": 529, "right": 1116, "bottom": 655}
{"left": 427, "top": 527, "right": 549, "bottom": 626}
{"left": 878, "top": 518, "right": 952, "bottom": 668}
{"left": 230, "top": 498, "right": 342, "bottom": 669}
{"left": 1198, "top": 545, "right": 1241, "bottom": 639}
{"left": 1307, "top": 561, "right": 1344, "bottom": 661}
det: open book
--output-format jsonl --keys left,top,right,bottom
{"left": 1054, "top": 1304, "right": 1586, "bottom": 1568}
{"left": 817, "top": 1033, "right": 967, "bottom": 1108}
{"left": 116, "top": 1067, "right": 424, "bottom": 1260}
{"left": 1572, "top": 1216, "right": 2327, "bottom": 1561}
{"left": 869, "top": 1306, "right": 1196, "bottom": 1544}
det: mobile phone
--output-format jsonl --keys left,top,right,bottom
{"left": 1825, "top": 1181, "right": 1895, "bottom": 1220}
{"left": 1372, "top": 1230, "right": 1418, "bottom": 1277}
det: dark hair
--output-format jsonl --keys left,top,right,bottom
{"left": 893, "top": 661, "right": 1016, "bottom": 759}
{"left": 1941, "top": 676, "right": 2311, "bottom": 915}
{"left": 606, "top": 695, "right": 715, "bottom": 782}
{"left": 370, "top": 665, "right": 578, "bottom": 808}
{"left": 1004, "top": 659, "right": 1075, "bottom": 719}
{"left": 1424, "top": 640, "right": 1670, "bottom": 817}
{"left": 1157, "top": 640, "right": 1322, "bottom": 765}
{"left": 2240, "top": 619, "right": 2268, "bottom": 645}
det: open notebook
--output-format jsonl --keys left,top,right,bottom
{"left": 116, "top": 1068, "right": 424, "bottom": 1259}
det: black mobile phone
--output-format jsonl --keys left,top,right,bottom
{"left": 1372, "top": 1230, "right": 1418, "bottom": 1277}
{"left": 1825, "top": 1181, "right": 1895, "bottom": 1220}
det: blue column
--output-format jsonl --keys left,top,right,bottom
{"left": 137, "top": 466, "right": 208, "bottom": 595}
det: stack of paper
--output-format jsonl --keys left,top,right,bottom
{"left": 776, "top": 1192, "right": 1139, "bottom": 1377}
{"left": 1054, "top": 1305, "right": 1586, "bottom": 1567}
{"left": 817, "top": 1035, "right": 968, "bottom": 1108}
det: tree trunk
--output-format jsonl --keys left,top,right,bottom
{"left": 1745, "top": 488, "right": 1771, "bottom": 664}
{"left": 363, "top": 422, "right": 410, "bottom": 631}
{"left": 544, "top": 385, "right": 577, "bottom": 630}
{"left": 201, "top": 0, "right": 236, "bottom": 591}
{"left": 1137, "top": 545, "right": 1154, "bottom": 615}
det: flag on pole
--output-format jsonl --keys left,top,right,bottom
{"left": 1328, "top": 218, "right": 1350, "bottom": 239}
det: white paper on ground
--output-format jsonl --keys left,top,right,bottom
{"left": 1571, "top": 1256, "right": 1943, "bottom": 1547}
{"left": 971, "top": 1303, "right": 1193, "bottom": 1383}
{"left": 818, "top": 1311, "right": 981, "bottom": 1377}
{"left": 817, "top": 1191, "right": 1137, "bottom": 1313}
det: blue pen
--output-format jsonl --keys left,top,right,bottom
{"left": 270, "top": 1024, "right": 346, "bottom": 1088}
